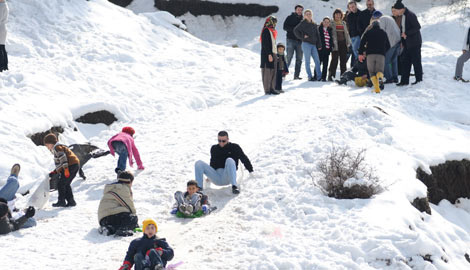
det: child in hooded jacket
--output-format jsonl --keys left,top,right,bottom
{"left": 108, "top": 127, "right": 144, "bottom": 175}
{"left": 119, "top": 219, "right": 174, "bottom": 270}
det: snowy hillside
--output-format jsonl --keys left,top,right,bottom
{"left": 1, "top": 0, "right": 470, "bottom": 269}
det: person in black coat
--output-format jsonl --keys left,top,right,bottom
{"left": 335, "top": 56, "right": 369, "bottom": 86}
{"left": 275, "top": 43, "right": 289, "bottom": 91}
{"left": 393, "top": 0, "right": 423, "bottom": 85}
{"left": 119, "top": 219, "right": 174, "bottom": 270}
{"left": 359, "top": 20, "right": 390, "bottom": 93}
{"left": 194, "top": 131, "right": 253, "bottom": 194}
{"left": 0, "top": 201, "right": 35, "bottom": 235}
{"left": 357, "top": 0, "right": 375, "bottom": 36}
{"left": 317, "top": 17, "right": 334, "bottom": 81}
{"left": 283, "top": 4, "right": 304, "bottom": 79}
{"left": 261, "top": 16, "right": 280, "bottom": 95}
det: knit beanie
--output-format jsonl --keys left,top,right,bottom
{"left": 277, "top": 43, "right": 285, "bottom": 49}
{"left": 142, "top": 219, "right": 158, "bottom": 233}
{"left": 0, "top": 202, "right": 9, "bottom": 218}
{"left": 117, "top": 171, "right": 134, "bottom": 183}
{"left": 372, "top": 10, "right": 383, "bottom": 19}
{"left": 43, "top": 133, "right": 58, "bottom": 145}
{"left": 392, "top": 0, "right": 405, "bottom": 9}
{"left": 122, "top": 126, "right": 135, "bottom": 136}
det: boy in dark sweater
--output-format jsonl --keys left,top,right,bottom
{"left": 275, "top": 43, "right": 289, "bottom": 92}
{"left": 119, "top": 219, "right": 174, "bottom": 270}
{"left": 171, "top": 180, "right": 211, "bottom": 217}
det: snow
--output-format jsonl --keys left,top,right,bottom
{"left": 0, "top": 0, "right": 470, "bottom": 269}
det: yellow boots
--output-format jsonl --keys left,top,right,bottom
{"left": 371, "top": 72, "right": 384, "bottom": 93}
{"left": 371, "top": 76, "right": 380, "bottom": 93}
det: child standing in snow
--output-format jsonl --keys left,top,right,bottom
{"left": 44, "top": 133, "right": 80, "bottom": 207}
{"left": 171, "top": 180, "right": 212, "bottom": 217}
{"left": 108, "top": 127, "right": 145, "bottom": 175}
{"left": 119, "top": 219, "right": 174, "bottom": 270}
{"left": 275, "top": 43, "right": 289, "bottom": 93}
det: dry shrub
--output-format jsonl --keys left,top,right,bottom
{"left": 315, "top": 146, "right": 382, "bottom": 199}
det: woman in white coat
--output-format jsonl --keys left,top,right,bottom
{"left": 0, "top": 0, "right": 8, "bottom": 72}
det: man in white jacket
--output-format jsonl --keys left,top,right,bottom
{"left": 454, "top": 27, "right": 470, "bottom": 82}
{"left": 0, "top": 0, "right": 8, "bottom": 72}
{"left": 372, "top": 11, "right": 401, "bottom": 84}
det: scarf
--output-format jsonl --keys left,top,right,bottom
{"left": 259, "top": 26, "right": 277, "bottom": 42}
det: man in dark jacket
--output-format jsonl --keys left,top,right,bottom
{"left": 119, "top": 219, "right": 174, "bottom": 270}
{"left": 283, "top": 4, "right": 304, "bottom": 80}
{"left": 357, "top": 0, "right": 375, "bottom": 36}
{"left": 393, "top": 0, "right": 423, "bottom": 86}
{"left": 0, "top": 201, "right": 35, "bottom": 235}
{"left": 194, "top": 131, "right": 253, "bottom": 194}
{"left": 335, "top": 56, "right": 369, "bottom": 86}
{"left": 346, "top": 1, "right": 362, "bottom": 67}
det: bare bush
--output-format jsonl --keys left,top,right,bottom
{"left": 314, "top": 146, "right": 382, "bottom": 199}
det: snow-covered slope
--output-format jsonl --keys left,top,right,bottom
{"left": 1, "top": 0, "right": 470, "bottom": 269}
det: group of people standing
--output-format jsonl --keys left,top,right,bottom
{"left": 261, "top": 0, "right": 468, "bottom": 94}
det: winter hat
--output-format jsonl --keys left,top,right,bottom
{"left": 118, "top": 171, "right": 134, "bottom": 183}
{"left": 372, "top": 10, "right": 383, "bottom": 19}
{"left": 0, "top": 202, "right": 9, "bottom": 218}
{"left": 122, "top": 126, "right": 135, "bottom": 136}
{"left": 43, "top": 133, "right": 58, "bottom": 145}
{"left": 392, "top": 0, "right": 405, "bottom": 9}
{"left": 142, "top": 219, "right": 158, "bottom": 232}
{"left": 277, "top": 43, "right": 285, "bottom": 49}
{"left": 264, "top": 15, "right": 277, "bottom": 28}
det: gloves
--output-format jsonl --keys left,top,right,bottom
{"left": 118, "top": 261, "right": 131, "bottom": 270}
{"left": 49, "top": 170, "right": 57, "bottom": 177}
{"left": 64, "top": 167, "right": 70, "bottom": 178}
{"left": 202, "top": 205, "right": 209, "bottom": 214}
{"left": 25, "top": 206, "right": 35, "bottom": 218}
{"left": 146, "top": 248, "right": 163, "bottom": 256}
{"left": 170, "top": 208, "right": 178, "bottom": 215}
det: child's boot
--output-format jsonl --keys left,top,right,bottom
{"left": 377, "top": 72, "right": 385, "bottom": 90}
{"left": 52, "top": 200, "right": 67, "bottom": 207}
{"left": 371, "top": 76, "right": 380, "bottom": 93}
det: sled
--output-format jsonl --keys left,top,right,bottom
{"left": 28, "top": 176, "right": 50, "bottom": 209}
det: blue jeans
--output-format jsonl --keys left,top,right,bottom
{"left": 351, "top": 36, "right": 361, "bottom": 60}
{"left": 195, "top": 158, "right": 237, "bottom": 189}
{"left": 0, "top": 175, "right": 19, "bottom": 201}
{"left": 286, "top": 38, "right": 303, "bottom": 77}
{"left": 134, "top": 250, "right": 163, "bottom": 270}
{"left": 384, "top": 42, "right": 400, "bottom": 81}
{"left": 301, "top": 42, "right": 321, "bottom": 80}
{"left": 22, "top": 217, "right": 37, "bottom": 228}
{"left": 112, "top": 141, "right": 128, "bottom": 172}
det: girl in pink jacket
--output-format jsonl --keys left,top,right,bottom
{"left": 108, "top": 127, "right": 144, "bottom": 174}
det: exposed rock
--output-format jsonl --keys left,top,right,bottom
{"left": 108, "top": 0, "right": 133, "bottom": 7}
{"left": 75, "top": 110, "right": 117, "bottom": 126}
{"left": 411, "top": 197, "right": 432, "bottom": 215}
{"left": 416, "top": 160, "right": 470, "bottom": 204}
{"left": 154, "top": 0, "right": 279, "bottom": 18}
{"left": 29, "top": 126, "right": 64, "bottom": 146}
